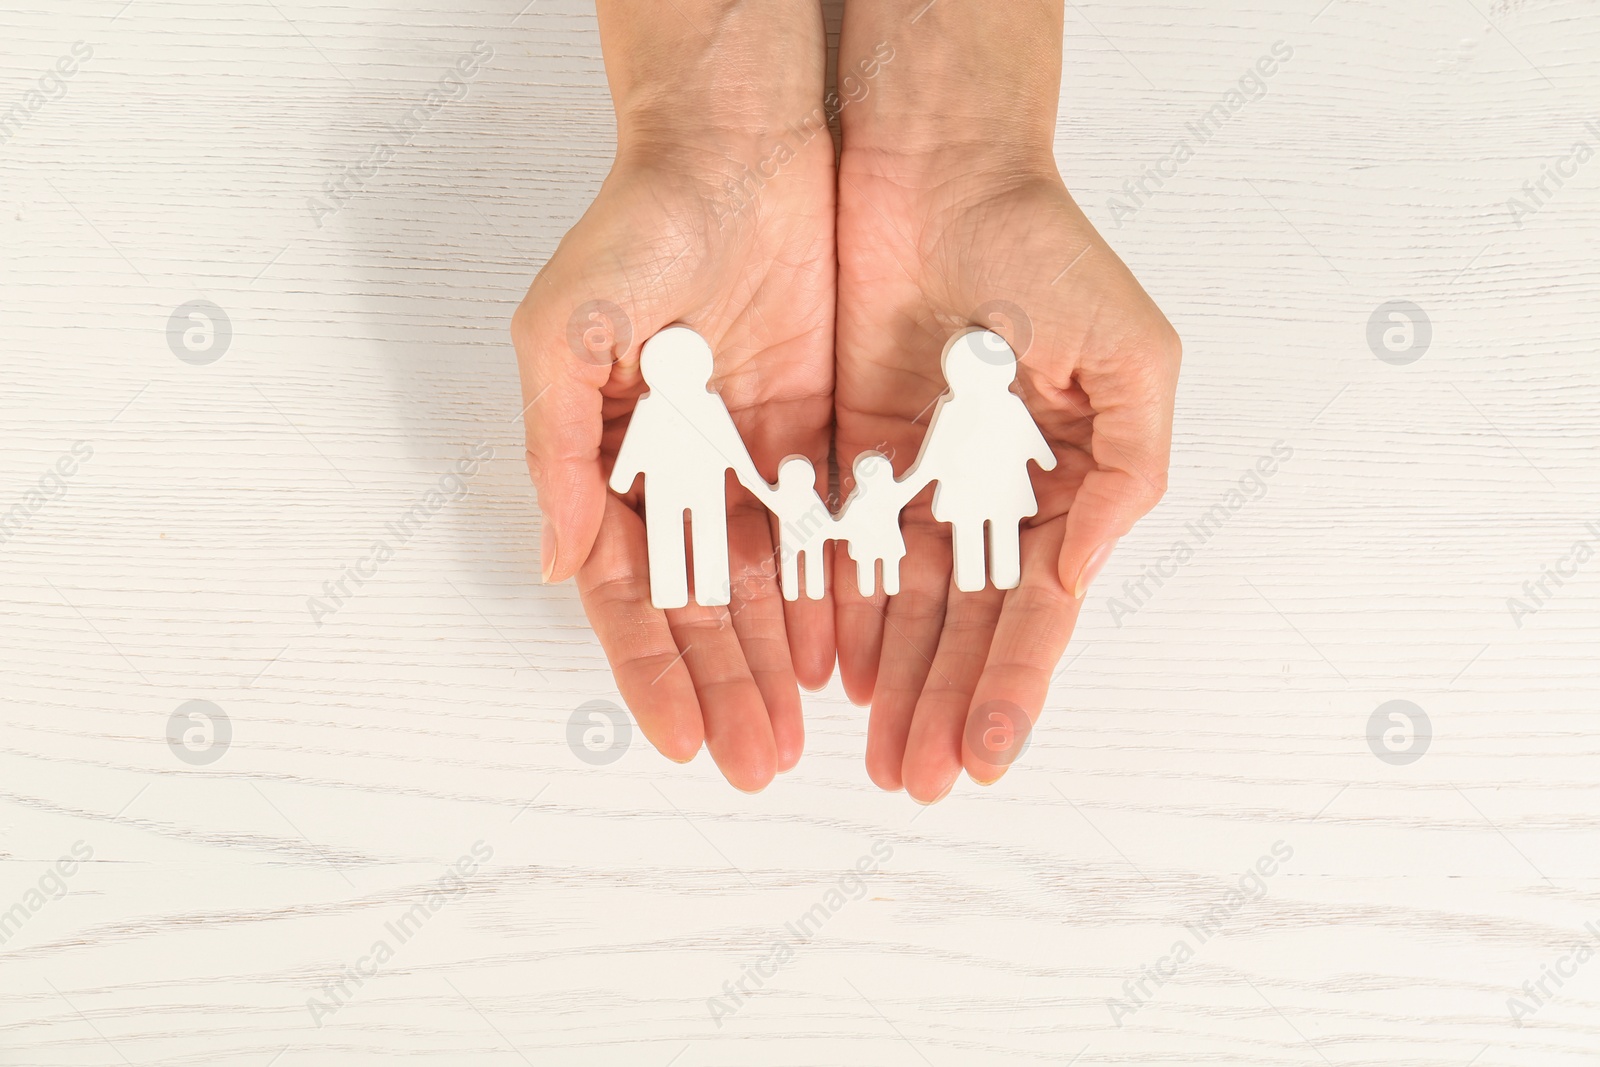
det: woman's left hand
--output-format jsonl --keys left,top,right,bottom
{"left": 833, "top": 148, "right": 1182, "bottom": 801}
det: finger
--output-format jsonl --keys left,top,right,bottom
{"left": 783, "top": 587, "right": 836, "bottom": 692}
{"left": 833, "top": 538, "right": 888, "bottom": 707}
{"left": 512, "top": 276, "right": 626, "bottom": 586}
{"left": 725, "top": 502, "right": 805, "bottom": 773}
{"left": 899, "top": 583, "right": 1005, "bottom": 804}
{"left": 862, "top": 509, "right": 951, "bottom": 792}
{"left": 966, "top": 517, "right": 1081, "bottom": 785}
{"left": 664, "top": 580, "right": 779, "bottom": 794}
{"left": 575, "top": 494, "right": 704, "bottom": 763}
{"left": 1057, "top": 326, "right": 1181, "bottom": 599}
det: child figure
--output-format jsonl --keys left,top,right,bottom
{"left": 768, "top": 456, "right": 835, "bottom": 601}
{"left": 837, "top": 452, "right": 926, "bottom": 597}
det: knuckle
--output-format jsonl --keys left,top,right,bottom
{"left": 1115, "top": 317, "right": 1183, "bottom": 372}
{"left": 1139, "top": 466, "right": 1170, "bottom": 508}
{"left": 509, "top": 296, "right": 540, "bottom": 349}
{"left": 1150, "top": 466, "right": 1170, "bottom": 500}
{"left": 523, "top": 446, "right": 547, "bottom": 487}
{"left": 1149, "top": 315, "right": 1182, "bottom": 363}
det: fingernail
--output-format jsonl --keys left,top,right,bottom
{"left": 912, "top": 781, "right": 954, "bottom": 806}
{"left": 540, "top": 523, "right": 560, "bottom": 584}
{"left": 1074, "top": 540, "right": 1117, "bottom": 599}
{"left": 972, "top": 769, "right": 1005, "bottom": 786}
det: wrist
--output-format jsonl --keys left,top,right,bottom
{"left": 614, "top": 106, "right": 832, "bottom": 180}
{"left": 839, "top": 140, "right": 1061, "bottom": 193}
{"left": 836, "top": 0, "right": 1063, "bottom": 173}
{"left": 598, "top": 0, "right": 827, "bottom": 165}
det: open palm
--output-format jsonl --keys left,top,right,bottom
{"left": 512, "top": 144, "right": 836, "bottom": 791}
{"left": 834, "top": 151, "right": 1181, "bottom": 801}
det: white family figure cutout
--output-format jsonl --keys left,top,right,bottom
{"left": 610, "top": 325, "right": 1056, "bottom": 608}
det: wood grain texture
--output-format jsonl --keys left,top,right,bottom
{"left": 2, "top": 0, "right": 1598, "bottom": 1063}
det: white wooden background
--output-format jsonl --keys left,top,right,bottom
{"left": 2, "top": 0, "right": 1598, "bottom": 1063}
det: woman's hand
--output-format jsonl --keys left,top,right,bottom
{"left": 512, "top": 0, "right": 836, "bottom": 791}
{"left": 834, "top": 1, "right": 1182, "bottom": 801}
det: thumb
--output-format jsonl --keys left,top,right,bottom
{"left": 1057, "top": 338, "right": 1179, "bottom": 598}
{"left": 512, "top": 285, "right": 624, "bottom": 585}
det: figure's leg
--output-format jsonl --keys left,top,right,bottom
{"left": 952, "top": 521, "right": 987, "bottom": 593}
{"left": 779, "top": 541, "right": 799, "bottom": 602}
{"left": 855, "top": 553, "right": 877, "bottom": 597}
{"left": 689, "top": 499, "right": 731, "bottom": 606}
{"left": 803, "top": 542, "right": 826, "bottom": 600}
{"left": 646, "top": 498, "right": 689, "bottom": 609}
{"left": 881, "top": 550, "right": 906, "bottom": 597}
{"left": 989, "top": 518, "right": 1022, "bottom": 590}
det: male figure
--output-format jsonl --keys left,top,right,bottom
{"left": 609, "top": 326, "right": 770, "bottom": 608}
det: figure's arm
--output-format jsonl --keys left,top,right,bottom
{"left": 712, "top": 404, "right": 777, "bottom": 503}
{"left": 888, "top": 408, "right": 945, "bottom": 503}
{"left": 894, "top": 465, "right": 934, "bottom": 503}
{"left": 1013, "top": 397, "right": 1058, "bottom": 471}
{"left": 732, "top": 453, "right": 775, "bottom": 503}
{"left": 1027, "top": 423, "right": 1059, "bottom": 472}
{"left": 608, "top": 408, "right": 646, "bottom": 493}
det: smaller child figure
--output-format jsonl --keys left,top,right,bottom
{"left": 837, "top": 452, "right": 926, "bottom": 597}
{"left": 768, "top": 455, "right": 835, "bottom": 601}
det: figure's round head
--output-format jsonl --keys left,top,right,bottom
{"left": 639, "top": 325, "right": 714, "bottom": 394}
{"left": 852, "top": 451, "right": 891, "bottom": 483}
{"left": 943, "top": 328, "right": 1018, "bottom": 395}
{"left": 778, "top": 455, "right": 815, "bottom": 488}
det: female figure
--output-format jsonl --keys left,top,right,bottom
{"left": 907, "top": 329, "right": 1057, "bottom": 592}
